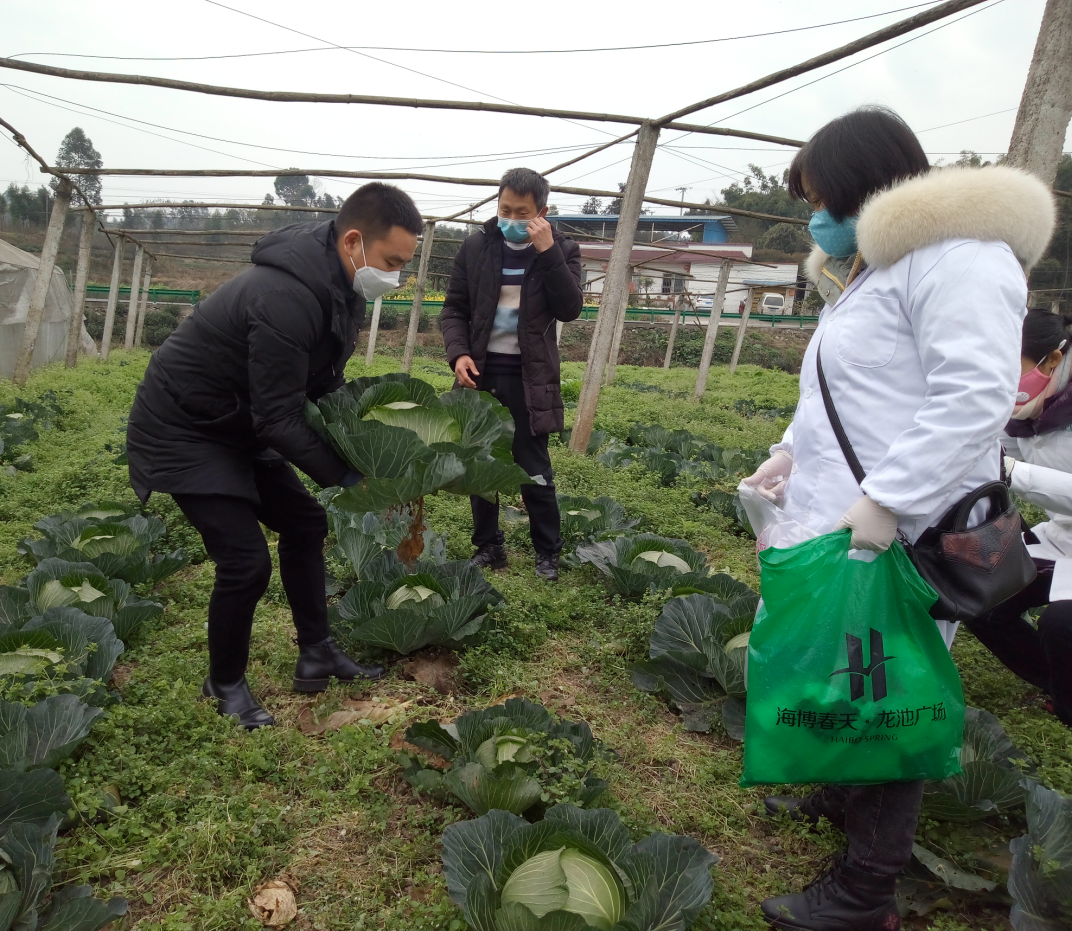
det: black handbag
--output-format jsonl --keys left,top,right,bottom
{"left": 816, "top": 340, "right": 1036, "bottom": 621}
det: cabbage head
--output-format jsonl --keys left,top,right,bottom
{"left": 306, "top": 374, "right": 537, "bottom": 515}
{"left": 332, "top": 557, "right": 502, "bottom": 655}
{"left": 17, "top": 502, "right": 189, "bottom": 586}
{"left": 557, "top": 496, "right": 638, "bottom": 550}
{"left": 442, "top": 804, "right": 716, "bottom": 931}
{"left": 1008, "top": 781, "right": 1072, "bottom": 931}
{"left": 629, "top": 588, "right": 758, "bottom": 737}
{"left": 398, "top": 697, "right": 611, "bottom": 816}
{"left": 574, "top": 534, "right": 726, "bottom": 599}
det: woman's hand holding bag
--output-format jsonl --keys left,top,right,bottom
{"left": 743, "top": 450, "right": 793, "bottom": 502}
{"left": 834, "top": 495, "right": 898, "bottom": 552}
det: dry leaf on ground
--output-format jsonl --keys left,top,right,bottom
{"left": 400, "top": 653, "right": 459, "bottom": 695}
{"left": 249, "top": 878, "right": 298, "bottom": 927}
{"left": 297, "top": 699, "right": 412, "bottom": 736}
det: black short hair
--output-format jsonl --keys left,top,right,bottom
{"left": 498, "top": 167, "right": 549, "bottom": 211}
{"left": 1023, "top": 308, "right": 1072, "bottom": 362}
{"left": 788, "top": 106, "right": 930, "bottom": 221}
{"left": 336, "top": 182, "right": 423, "bottom": 240}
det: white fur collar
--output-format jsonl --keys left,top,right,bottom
{"left": 805, "top": 245, "right": 830, "bottom": 284}
{"left": 857, "top": 165, "right": 1055, "bottom": 271}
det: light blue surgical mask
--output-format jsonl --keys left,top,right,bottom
{"left": 808, "top": 209, "right": 859, "bottom": 258}
{"left": 497, "top": 217, "right": 531, "bottom": 243}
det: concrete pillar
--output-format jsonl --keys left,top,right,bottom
{"left": 134, "top": 260, "right": 153, "bottom": 347}
{"left": 693, "top": 259, "right": 732, "bottom": 399}
{"left": 729, "top": 288, "right": 755, "bottom": 374}
{"left": 403, "top": 220, "right": 436, "bottom": 373}
{"left": 66, "top": 208, "right": 95, "bottom": 368}
{"left": 100, "top": 236, "right": 126, "bottom": 361}
{"left": 365, "top": 295, "right": 383, "bottom": 366}
{"left": 124, "top": 245, "right": 145, "bottom": 350}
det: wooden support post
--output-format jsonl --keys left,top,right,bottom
{"left": 66, "top": 207, "right": 95, "bottom": 368}
{"left": 571, "top": 122, "right": 660, "bottom": 454}
{"left": 365, "top": 295, "right": 383, "bottom": 365}
{"left": 134, "top": 260, "right": 153, "bottom": 347}
{"left": 729, "top": 288, "right": 754, "bottom": 374}
{"left": 663, "top": 299, "right": 683, "bottom": 369}
{"left": 100, "top": 236, "right": 125, "bottom": 360}
{"left": 402, "top": 220, "right": 435, "bottom": 373}
{"left": 605, "top": 265, "right": 635, "bottom": 384}
{"left": 13, "top": 178, "right": 71, "bottom": 385}
{"left": 693, "top": 259, "right": 732, "bottom": 399}
{"left": 124, "top": 245, "right": 145, "bottom": 350}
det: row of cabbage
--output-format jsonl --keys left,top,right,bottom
{"left": 0, "top": 503, "right": 188, "bottom": 931}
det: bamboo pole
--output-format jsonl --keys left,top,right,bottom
{"left": 100, "top": 236, "right": 126, "bottom": 360}
{"left": 403, "top": 220, "right": 436, "bottom": 373}
{"left": 654, "top": 0, "right": 989, "bottom": 126}
{"left": 148, "top": 252, "right": 252, "bottom": 263}
{"left": 605, "top": 265, "right": 635, "bottom": 385}
{"left": 365, "top": 295, "right": 383, "bottom": 365}
{"left": 693, "top": 259, "right": 732, "bottom": 399}
{"left": 13, "top": 179, "right": 72, "bottom": 385}
{"left": 729, "top": 289, "right": 754, "bottom": 374}
{"left": 124, "top": 245, "right": 145, "bottom": 350}
{"left": 66, "top": 208, "right": 95, "bottom": 368}
{"left": 570, "top": 122, "right": 660, "bottom": 454}
{"left": 663, "top": 301, "right": 683, "bottom": 370}
{"left": 134, "top": 261, "right": 153, "bottom": 348}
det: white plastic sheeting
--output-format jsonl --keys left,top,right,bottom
{"left": 0, "top": 236, "right": 98, "bottom": 380}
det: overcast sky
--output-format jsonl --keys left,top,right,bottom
{"left": 0, "top": 0, "right": 1061, "bottom": 224}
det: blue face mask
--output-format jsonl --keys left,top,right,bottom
{"left": 808, "top": 209, "right": 858, "bottom": 258}
{"left": 498, "top": 217, "right": 531, "bottom": 243}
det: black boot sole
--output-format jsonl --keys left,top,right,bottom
{"left": 472, "top": 558, "right": 508, "bottom": 570}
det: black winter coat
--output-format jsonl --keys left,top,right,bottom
{"left": 127, "top": 221, "right": 363, "bottom": 502}
{"left": 439, "top": 217, "right": 583, "bottom": 435}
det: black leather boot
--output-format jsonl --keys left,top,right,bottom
{"left": 535, "top": 552, "right": 559, "bottom": 582}
{"left": 471, "top": 544, "right": 508, "bottom": 570}
{"left": 764, "top": 786, "right": 847, "bottom": 832}
{"left": 202, "top": 677, "right": 275, "bottom": 730}
{"left": 292, "top": 637, "right": 385, "bottom": 693}
{"left": 761, "top": 855, "right": 900, "bottom": 930}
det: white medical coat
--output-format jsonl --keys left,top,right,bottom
{"left": 774, "top": 238, "right": 1027, "bottom": 544}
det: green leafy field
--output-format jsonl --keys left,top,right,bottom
{"left": 1, "top": 351, "right": 1067, "bottom": 931}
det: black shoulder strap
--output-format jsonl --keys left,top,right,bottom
{"left": 816, "top": 338, "right": 867, "bottom": 486}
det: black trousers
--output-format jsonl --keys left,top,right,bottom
{"left": 811, "top": 782, "right": 925, "bottom": 876}
{"left": 471, "top": 370, "right": 563, "bottom": 556}
{"left": 172, "top": 460, "right": 330, "bottom": 684}
{"left": 963, "top": 562, "right": 1072, "bottom": 725}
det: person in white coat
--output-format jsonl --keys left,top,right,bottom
{"left": 747, "top": 106, "right": 1055, "bottom": 931}
{"left": 965, "top": 309, "right": 1072, "bottom": 726}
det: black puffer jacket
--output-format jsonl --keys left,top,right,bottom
{"left": 439, "top": 217, "right": 583, "bottom": 435}
{"left": 127, "top": 221, "right": 363, "bottom": 502}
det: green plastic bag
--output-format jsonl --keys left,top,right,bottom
{"left": 741, "top": 529, "right": 964, "bottom": 787}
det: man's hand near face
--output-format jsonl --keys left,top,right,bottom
{"left": 454, "top": 355, "right": 480, "bottom": 388}
{"left": 527, "top": 216, "right": 554, "bottom": 253}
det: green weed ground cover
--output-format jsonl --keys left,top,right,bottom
{"left": 0, "top": 351, "right": 1063, "bottom": 930}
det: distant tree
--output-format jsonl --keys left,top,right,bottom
{"left": 955, "top": 150, "right": 992, "bottom": 168}
{"left": 755, "top": 222, "right": 811, "bottom": 254}
{"left": 273, "top": 172, "right": 318, "bottom": 207}
{"left": 51, "top": 127, "right": 103, "bottom": 206}
{"left": 581, "top": 196, "right": 603, "bottom": 215}
{"left": 316, "top": 193, "right": 338, "bottom": 209}
{"left": 0, "top": 188, "right": 6, "bottom": 229}
{"left": 602, "top": 182, "right": 650, "bottom": 216}
{"left": 547, "top": 204, "right": 559, "bottom": 216}
{"left": 6, "top": 184, "right": 53, "bottom": 226}
{"left": 1028, "top": 152, "right": 1072, "bottom": 302}
{"left": 718, "top": 164, "right": 810, "bottom": 243}
{"left": 121, "top": 205, "right": 145, "bottom": 230}
{"left": 262, "top": 193, "right": 275, "bottom": 206}
{"left": 685, "top": 198, "right": 719, "bottom": 216}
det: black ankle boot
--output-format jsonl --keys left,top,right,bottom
{"left": 764, "top": 787, "right": 847, "bottom": 832}
{"left": 470, "top": 543, "right": 508, "bottom": 570}
{"left": 293, "top": 637, "right": 385, "bottom": 693}
{"left": 761, "top": 855, "right": 900, "bottom": 930}
{"left": 202, "top": 677, "right": 275, "bottom": 730}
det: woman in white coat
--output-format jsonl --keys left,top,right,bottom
{"left": 746, "top": 107, "right": 1055, "bottom": 931}
{"left": 966, "top": 309, "right": 1072, "bottom": 727}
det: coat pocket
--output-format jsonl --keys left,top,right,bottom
{"left": 834, "top": 297, "right": 902, "bottom": 368}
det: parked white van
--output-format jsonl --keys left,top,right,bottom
{"left": 759, "top": 292, "right": 786, "bottom": 315}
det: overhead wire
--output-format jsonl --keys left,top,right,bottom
{"left": 5, "top": 3, "right": 943, "bottom": 58}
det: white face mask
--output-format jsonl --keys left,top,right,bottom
{"left": 349, "top": 236, "right": 400, "bottom": 300}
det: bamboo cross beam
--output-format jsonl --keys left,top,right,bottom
{"left": 655, "top": 0, "right": 990, "bottom": 126}
{"left": 110, "top": 239, "right": 255, "bottom": 247}
{"left": 113, "top": 228, "right": 267, "bottom": 236}
{"left": 72, "top": 202, "right": 341, "bottom": 212}
{"left": 149, "top": 252, "right": 252, "bottom": 263}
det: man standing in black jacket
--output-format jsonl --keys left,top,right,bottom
{"left": 127, "top": 183, "right": 421, "bottom": 729}
{"left": 440, "top": 168, "right": 583, "bottom": 582}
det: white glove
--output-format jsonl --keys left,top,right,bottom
{"left": 1004, "top": 455, "right": 1017, "bottom": 480}
{"left": 834, "top": 495, "right": 899, "bottom": 552}
{"left": 742, "top": 450, "right": 793, "bottom": 501}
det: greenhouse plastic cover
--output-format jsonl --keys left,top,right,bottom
{"left": 0, "top": 236, "right": 98, "bottom": 379}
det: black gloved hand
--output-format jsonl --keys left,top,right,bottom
{"left": 340, "top": 469, "right": 364, "bottom": 488}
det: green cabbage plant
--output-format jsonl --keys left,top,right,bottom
{"left": 307, "top": 374, "right": 536, "bottom": 561}
{"left": 398, "top": 698, "right": 612, "bottom": 817}
{"left": 0, "top": 694, "right": 103, "bottom": 771}
{"left": 921, "top": 708, "right": 1031, "bottom": 822}
{"left": 18, "top": 503, "right": 188, "bottom": 586}
{"left": 442, "top": 804, "right": 716, "bottom": 931}
{"left": 558, "top": 496, "right": 638, "bottom": 550}
{"left": 0, "top": 559, "right": 162, "bottom": 642}
{"left": 629, "top": 588, "right": 759, "bottom": 736}
{"left": 1008, "top": 781, "right": 1072, "bottom": 931}
{"left": 574, "top": 535, "right": 728, "bottom": 599}
{"left": 332, "top": 558, "right": 502, "bottom": 655}
{"left": 323, "top": 500, "right": 446, "bottom": 584}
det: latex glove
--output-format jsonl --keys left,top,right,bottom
{"left": 1004, "top": 455, "right": 1017, "bottom": 481}
{"left": 834, "top": 495, "right": 899, "bottom": 552}
{"left": 742, "top": 450, "right": 793, "bottom": 501}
